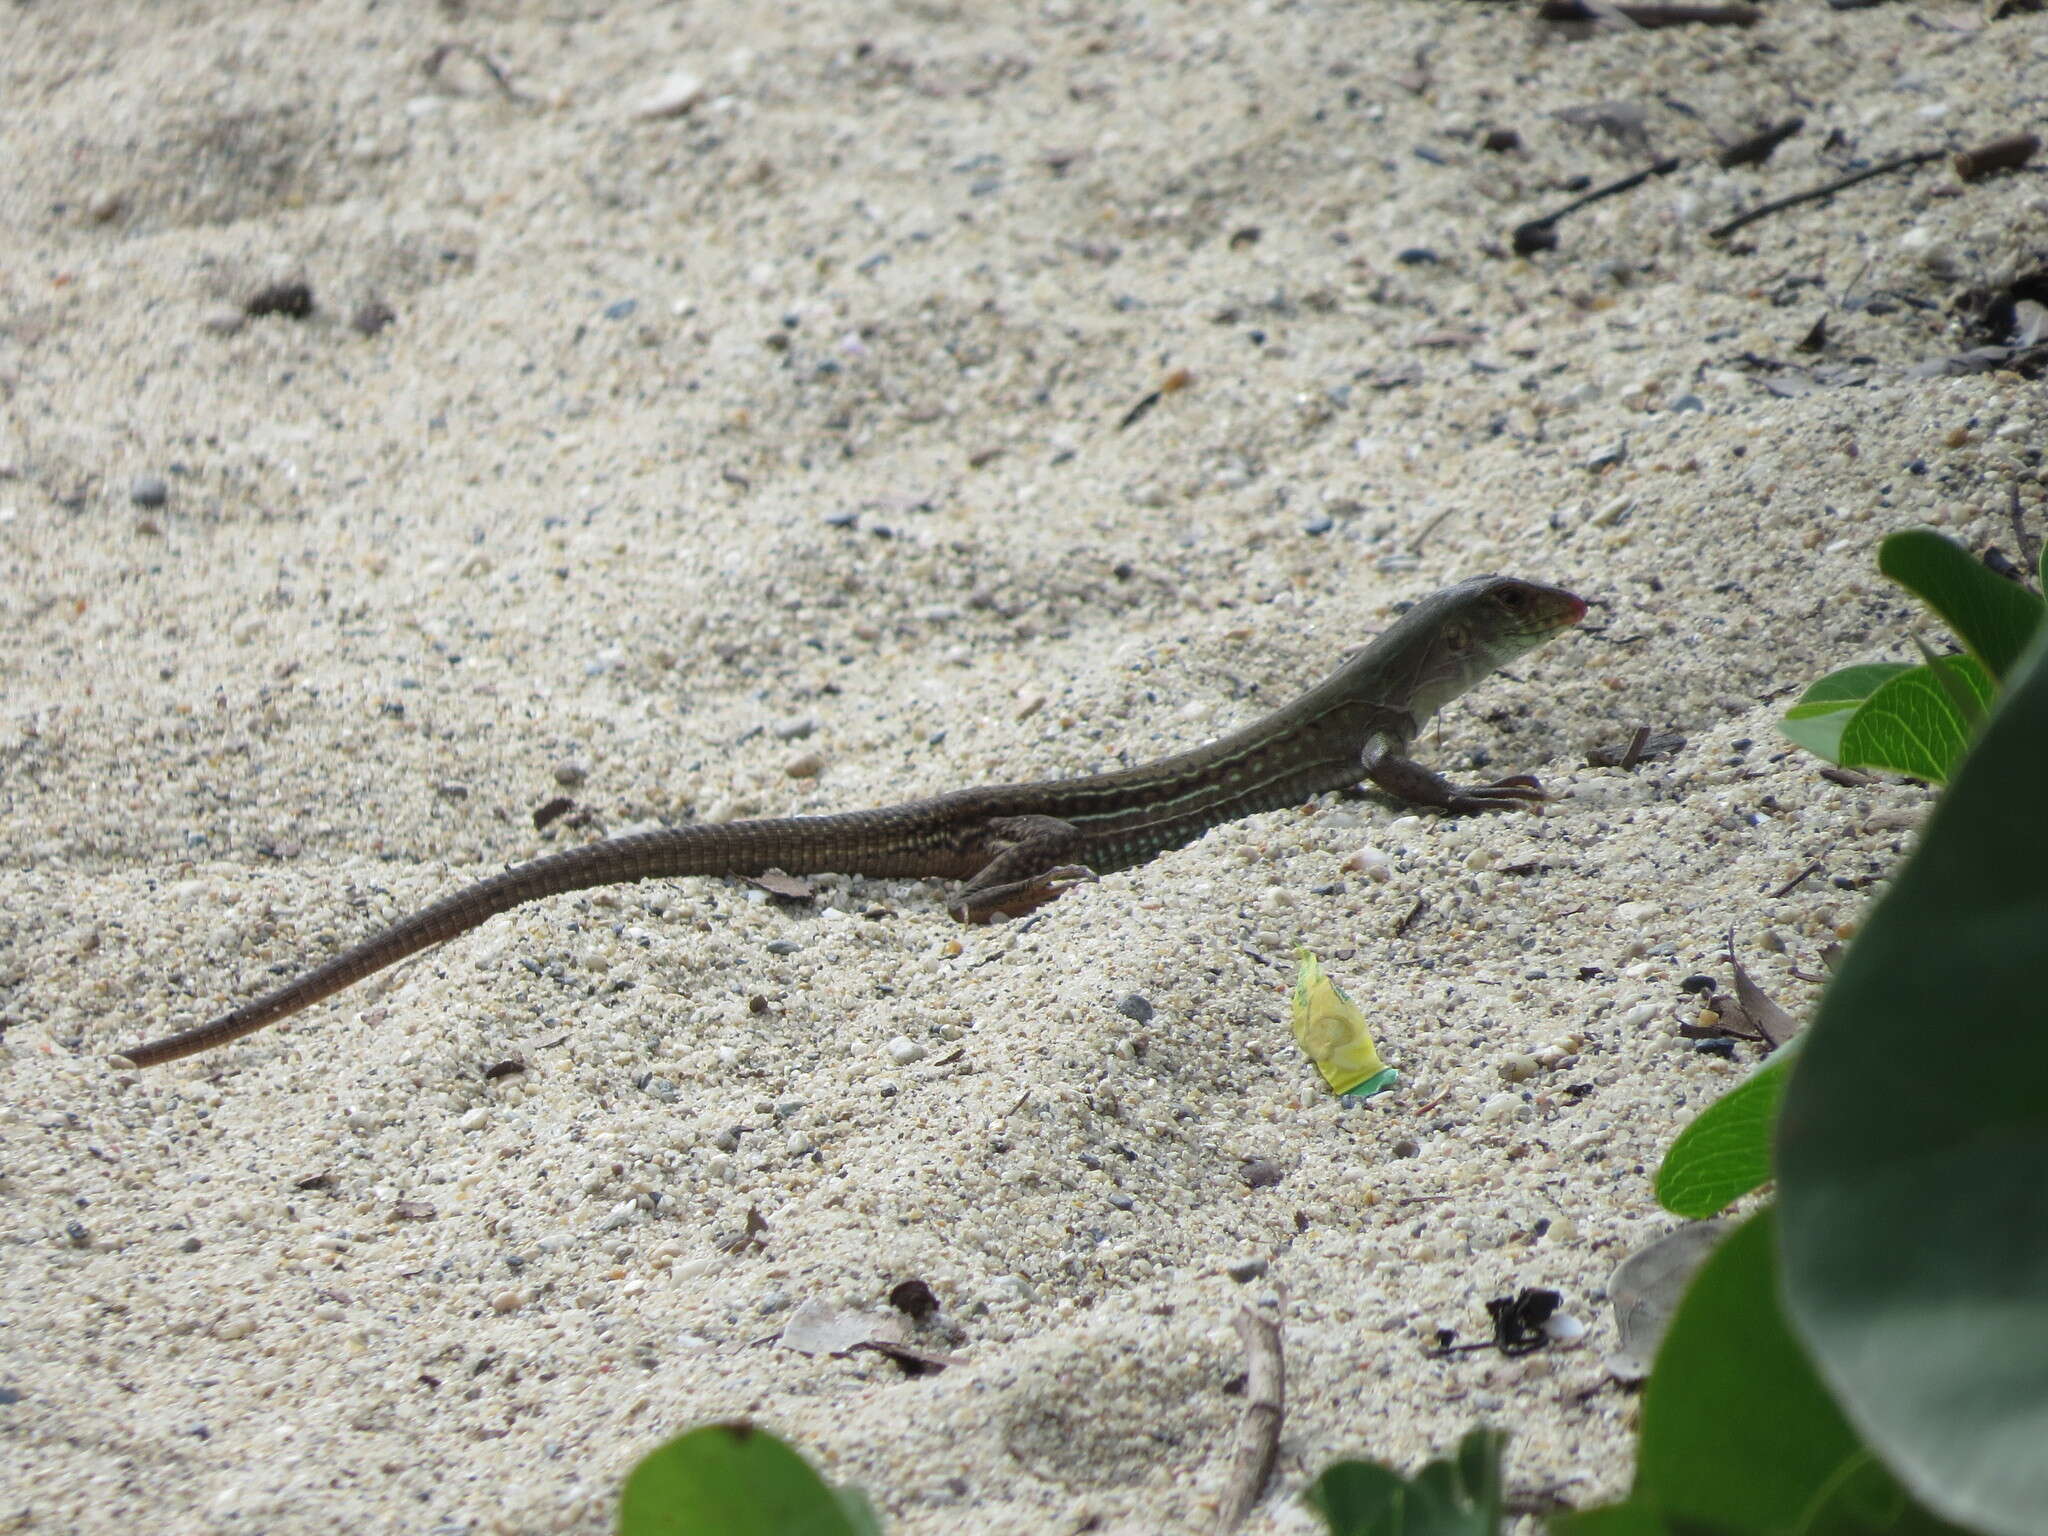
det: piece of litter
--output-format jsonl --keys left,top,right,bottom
{"left": 1288, "top": 947, "right": 1397, "bottom": 1098}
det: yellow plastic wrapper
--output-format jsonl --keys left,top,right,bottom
{"left": 1289, "top": 946, "right": 1397, "bottom": 1098}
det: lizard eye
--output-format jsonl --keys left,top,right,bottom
{"left": 1497, "top": 586, "right": 1527, "bottom": 610}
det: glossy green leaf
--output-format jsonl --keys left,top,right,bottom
{"left": 1654, "top": 1048, "right": 1793, "bottom": 1218}
{"left": 1835, "top": 657, "right": 1993, "bottom": 782}
{"left": 1629, "top": 1211, "right": 1967, "bottom": 1536}
{"left": 1304, "top": 1428, "right": 1503, "bottom": 1536}
{"left": 1780, "top": 629, "right": 2048, "bottom": 1536}
{"left": 1780, "top": 664, "right": 1913, "bottom": 762}
{"left": 617, "top": 1423, "right": 880, "bottom": 1536}
{"left": 1878, "top": 529, "right": 2045, "bottom": 681}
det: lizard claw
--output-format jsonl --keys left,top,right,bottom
{"left": 1444, "top": 775, "right": 1550, "bottom": 814}
{"left": 951, "top": 864, "right": 1100, "bottom": 923}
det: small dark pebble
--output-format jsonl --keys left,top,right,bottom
{"left": 0, "top": 1388, "right": 22, "bottom": 1406}
{"left": 1396, "top": 247, "right": 1441, "bottom": 266}
{"left": 889, "top": 1279, "right": 941, "bottom": 1321}
{"left": 532, "top": 795, "right": 574, "bottom": 831}
{"left": 66, "top": 1222, "right": 91, "bottom": 1248}
{"left": 1679, "top": 974, "right": 1717, "bottom": 994}
{"left": 129, "top": 474, "right": 168, "bottom": 508}
{"left": 765, "top": 940, "right": 802, "bottom": 956}
{"left": 604, "top": 298, "right": 640, "bottom": 320}
{"left": 1693, "top": 1037, "right": 1739, "bottom": 1059}
{"left": 1229, "top": 226, "right": 1262, "bottom": 249}
{"left": 1108, "top": 1193, "right": 1135, "bottom": 1210}
{"left": 1225, "top": 1257, "right": 1269, "bottom": 1283}
{"left": 351, "top": 299, "right": 396, "bottom": 337}
{"left": 1668, "top": 394, "right": 1705, "bottom": 412}
{"left": 1482, "top": 128, "right": 1522, "bottom": 153}
{"left": 1240, "top": 1158, "right": 1285, "bottom": 1189}
{"left": 1115, "top": 993, "right": 1155, "bottom": 1024}
{"left": 552, "top": 761, "right": 588, "bottom": 787}
{"left": 245, "top": 281, "right": 314, "bottom": 319}
{"left": 179, "top": 1236, "right": 203, "bottom": 1253}
{"left": 823, "top": 508, "right": 859, "bottom": 527}
{"left": 1391, "top": 1138, "right": 1421, "bottom": 1158}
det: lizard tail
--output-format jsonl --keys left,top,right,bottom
{"left": 113, "top": 817, "right": 923, "bottom": 1069}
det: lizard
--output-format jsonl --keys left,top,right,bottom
{"left": 115, "top": 573, "right": 1585, "bottom": 1069}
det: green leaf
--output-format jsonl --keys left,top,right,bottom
{"left": 1779, "top": 628, "right": 2048, "bottom": 1536}
{"left": 1878, "top": 529, "right": 2046, "bottom": 681}
{"left": 1780, "top": 664, "right": 1912, "bottom": 762}
{"left": 1629, "top": 1211, "right": 1967, "bottom": 1536}
{"left": 1835, "top": 657, "right": 1994, "bottom": 782}
{"left": 1548, "top": 1505, "right": 1671, "bottom": 1536}
{"left": 1304, "top": 1428, "right": 1503, "bottom": 1536}
{"left": 1654, "top": 1048, "right": 1793, "bottom": 1218}
{"left": 617, "top": 1423, "right": 881, "bottom": 1536}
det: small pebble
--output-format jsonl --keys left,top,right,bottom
{"left": 632, "top": 69, "right": 707, "bottom": 119}
{"left": 771, "top": 716, "right": 818, "bottom": 741}
{"left": 1301, "top": 513, "right": 1335, "bottom": 536}
{"left": 1239, "top": 1158, "right": 1284, "bottom": 1189}
{"left": 1480, "top": 1092, "right": 1524, "bottom": 1123}
{"left": 885, "top": 1036, "right": 927, "bottom": 1065}
{"left": 244, "top": 281, "right": 314, "bottom": 319}
{"left": 1396, "top": 248, "right": 1440, "bottom": 266}
{"left": 783, "top": 749, "right": 826, "bottom": 778}
{"left": 1108, "top": 1193, "right": 1135, "bottom": 1210}
{"left": 1115, "top": 993, "right": 1155, "bottom": 1024}
{"left": 603, "top": 298, "right": 639, "bottom": 321}
{"left": 552, "top": 761, "right": 588, "bottom": 787}
{"left": 1391, "top": 1138, "right": 1421, "bottom": 1158}
{"left": 1224, "top": 1257, "right": 1269, "bottom": 1283}
{"left": 351, "top": 299, "right": 396, "bottom": 337}
{"left": 491, "top": 1290, "right": 526, "bottom": 1313}
{"left": 200, "top": 306, "right": 247, "bottom": 337}
{"left": 1668, "top": 394, "right": 1705, "bottom": 413}
{"left": 129, "top": 474, "right": 168, "bottom": 509}
{"left": 1543, "top": 1313, "right": 1589, "bottom": 1344}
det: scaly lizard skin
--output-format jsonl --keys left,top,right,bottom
{"left": 117, "top": 574, "right": 1585, "bottom": 1068}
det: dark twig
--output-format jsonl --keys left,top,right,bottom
{"left": 1214, "top": 1308, "right": 1285, "bottom": 1532}
{"left": 1539, "top": 1, "right": 1760, "bottom": 24}
{"left": 2008, "top": 483, "right": 2040, "bottom": 584}
{"left": 1618, "top": 725, "right": 1652, "bottom": 771}
{"left": 1954, "top": 133, "right": 2040, "bottom": 183}
{"left": 1767, "top": 860, "right": 1823, "bottom": 899}
{"left": 1709, "top": 150, "right": 1942, "bottom": 240}
{"left": 1718, "top": 117, "right": 1804, "bottom": 169}
{"left": 1513, "top": 157, "right": 1683, "bottom": 254}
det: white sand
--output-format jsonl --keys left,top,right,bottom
{"left": 4, "top": 1, "right": 2044, "bottom": 1530}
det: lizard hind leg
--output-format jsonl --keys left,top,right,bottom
{"left": 946, "top": 814, "right": 1098, "bottom": 923}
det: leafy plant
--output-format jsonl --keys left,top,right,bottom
{"left": 1555, "top": 1212, "right": 1969, "bottom": 1536}
{"left": 1651, "top": 1042, "right": 1793, "bottom": 1219}
{"left": 617, "top": 1422, "right": 880, "bottom": 1536}
{"left": 1779, "top": 621, "right": 2048, "bottom": 1535}
{"left": 1779, "top": 530, "right": 2043, "bottom": 782}
{"left": 1304, "top": 1428, "right": 1504, "bottom": 1536}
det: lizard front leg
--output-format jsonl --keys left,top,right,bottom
{"left": 947, "top": 815, "right": 1099, "bottom": 923}
{"left": 1361, "top": 738, "right": 1550, "bottom": 814}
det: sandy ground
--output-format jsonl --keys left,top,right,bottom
{"left": 4, "top": 1, "right": 2045, "bottom": 1531}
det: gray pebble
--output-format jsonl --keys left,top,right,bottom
{"left": 1225, "top": 1257, "right": 1269, "bottom": 1283}
{"left": 129, "top": 474, "right": 168, "bottom": 509}
{"left": 1115, "top": 993, "right": 1155, "bottom": 1024}
{"left": 1302, "top": 513, "right": 1335, "bottom": 536}
{"left": 772, "top": 716, "right": 819, "bottom": 741}
{"left": 1391, "top": 1138, "right": 1421, "bottom": 1158}
{"left": 552, "top": 761, "right": 588, "bottom": 787}
{"left": 1108, "top": 1193, "right": 1135, "bottom": 1211}
{"left": 351, "top": 299, "right": 396, "bottom": 337}
{"left": 765, "top": 939, "right": 802, "bottom": 956}
{"left": 757, "top": 1290, "right": 791, "bottom": 1314}
{"left": 1239, "top": 1158, "right": 1284, "bottom": 1189}
{"left": 1668, "top": 394, "right": 1705, "bottom": 413}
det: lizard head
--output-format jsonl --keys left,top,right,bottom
{"left": 1393, "top": 574, "right": 1587, "bottom": 723}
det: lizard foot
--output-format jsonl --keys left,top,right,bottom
{"left": 950, "top": 864, "right": 1100, "bottom": 923}
{"left": 1442, "top": 774, "right": 1550, "bottom": 814}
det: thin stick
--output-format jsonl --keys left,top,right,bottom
{"left": 1513, "top": 157, "right": 1682, "bottom": 254}
{"left": 1214, "top": 1308, "right": 1286, "bottom": 1532}
{"left": 1709, "top": 150, "right": 1941, "bottom": 240}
